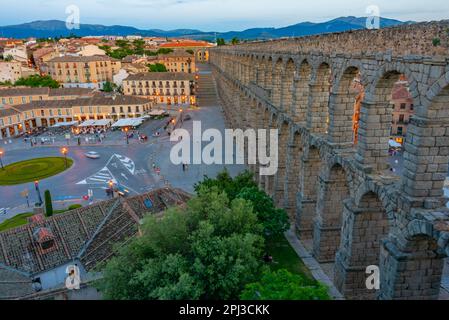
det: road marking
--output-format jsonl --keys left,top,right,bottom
{"left": 121, "top": 173, "right": 129, "bottom": 180}
{"left": 115, "top": 154, "right": 136, "bottom": 175}
{"left": 77, "top": 167, "right": 116, "bottom": 185}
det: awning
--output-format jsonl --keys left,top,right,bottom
{"left": 389, "top": 140, "right": 402, "bottom": 148}
{"left": 149, "top": 110, "right": 167, "bottom": 116}
{"left": 112, "top": 118, "right": 144, "bottom": 128}
{"left": 78, "top": 119, "right": 113, "bottom": 127}
{"left": 78, "top": 120, "right": 96, "bottom": 127}
{"left": 51, "top": 121, "right": 78, "bottom": 128}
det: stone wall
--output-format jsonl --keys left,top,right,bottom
{"left": 211, "top": 21, "right": 449, "bottom": 300}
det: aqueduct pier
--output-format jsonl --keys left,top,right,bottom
{"left": 210, "top": 21, "right": 449, "bottom": 300}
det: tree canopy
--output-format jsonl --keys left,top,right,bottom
{"left": 148, "top": 63, "right": 168, "bottom": 72}
{"left": 97, "top": 187, "right": 265, "bottom": 300}
{"left": 241, "top": 269, "right": 330, "bottom": 300}
{"left": 14, "top": 75, "right": 59, "bottom": 88}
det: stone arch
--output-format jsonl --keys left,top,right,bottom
{"left": 313, "top": 162, "right": 351, "bottom": 262}
{"left": 284, "top": 129, "right": 304, "bottom": 223}
{"left": 271, "top": 57, "right": 284, "bottom": 108}
{"left": 307, "top": 62, "right": 332, "bottom": 134}
{"left": 263, "top": 57, "right": 273, "bottom": 91}
{"left": 296, "top": 143, "right": 323, "bottom": 239}
{"left": 379, "top": 230, "right": 445, "bottom": 300}
{"left": 328, "top": 66, "right": 361, "bottom": 144}
{"left": 401, "top": 84, "right": 449, "bottom": 206}
{"left": 264, "top": 112, "right": 278, "bottom": 197}
{"left": 335, "top": 190, "right": 392, "bottom": 300}
{"left": 357, "top": 65, "right": 417, "bottom": 171}
{"left": 281, "top": 58, "right": 296, "bottom": 116}
{"left": 292, "top": 59, "right": 312, "bottom": 125}
{"left": 274, "top": 120, "right": 290, "bottom": 206}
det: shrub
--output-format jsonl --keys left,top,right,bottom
{"left": 68, "top": 204, "right": 82, "bottom": 210}
{"left": 44, "top": 190, "right": 53, "bottom": 217}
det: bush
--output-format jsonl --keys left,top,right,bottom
{"left": 433, "top": 38, "right": 441, "bottom": 47}
{"left": 68, "top": 204, "right": 82, "bottom": 210}
{"left": 44, "top": 190, "right": 53, "bottom": 217}
{"left": 241, "top": 269, "right": 330, "bottom": 300}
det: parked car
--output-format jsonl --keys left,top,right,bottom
{"left": 85, "top": 151, "right": 101, "bottom": 159}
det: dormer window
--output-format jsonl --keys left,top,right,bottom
{"left": 33, "top": 227, "right": 57, "bottom": 253}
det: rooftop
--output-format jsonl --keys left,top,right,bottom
{"left": 0, "top": 87, "right": 94, "bottom": 98}
{"left": 0, "top": 187, "right": 191, "bottom": 299}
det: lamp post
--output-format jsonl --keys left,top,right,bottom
{"left": 35, "top": 180, "right": 43, "bottom": 207}
{"left": 108, "top": 180, "right": 114, "bottom": 198}
{"left": 0, "top": 150, "right": 4, "bottom": 170}
{"left": 124, "top": 128, "right": 129, "bottom": 145}
{"left": 61, "top": 147, "right": 68, "bottom": 168}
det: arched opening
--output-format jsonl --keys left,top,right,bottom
{"left": 265, "top": 113, "right": 278, "bottom": 197}
{"left": 308, "top": 63, "right": 331, "bottom": 134}
{"left": 335, "top": 191, "right": 390, "bottom": 300}
{"left": 281, "top": 59, "right": 295, "bottom": 116}
{"left": 263, "top": 57, "right": 273, "bottom": 92}
{"left": 284, "top": 131, "right": 303, "bottom": 223}
{"left": 357, "top": 71, "right": 413, "bottom": 172}
{"left": 401, "top": 84, "right": 449, "bottom": 203}
{"left": 329, "top": 66, "right": 361, "bottom": 144}
{"left": 274, "top": 121, "right": 290, "bottom": 206}
{"left": 296, "top": 145, "right": 321, "bottom": 240}
{"left": 271, "top": 58, "right": 284, "bottom": 107}
{"left": 313, "top": 163, "right": 350, "bottom": 263}
{"left": 292, "top": 60, "right": 311, "bottom": 125}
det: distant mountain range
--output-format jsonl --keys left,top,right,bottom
{"left": 0, "top": 17, "right": 413, "bottom": 41}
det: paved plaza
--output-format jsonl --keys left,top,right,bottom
{"left": 0, "top": 103, "right": 246, "bottom": 222}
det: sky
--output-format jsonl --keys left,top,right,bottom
{"left": 0, "top": 0, "right": 447, "bottom": 31}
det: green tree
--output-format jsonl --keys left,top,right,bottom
{"left": 3, "top": 54, "right": 14, "bottom": 62}
{"left": 231, "top": 37, "right": 240, "bottom": 45}
{"left": 237, "top": 187, "right": 290, "bottom": 237}
{"left": 44, "top": 190, "right": 53, "bottom": 217}
{"left": 240, "top": 269, "right": 330, "bottom": 300}
{"left": 194, "top": 169, "right": 257, "bottom": 201}
{"left": 186, "top": 49, "right": 194, "bottom": 55}
{"left": 217, "top": 38, "right": 226, "bottom": 46}
{"left": 102, "top": 81, "right": 114, "bottom": 92}
{"left": 14, "top": 75, "right": 59, "bottom": 88}
{"left": 148, "top": 63, "right": 168, "bottom": 72}
{"left": 97, "top": 187, "right": 264, "bottom": 300}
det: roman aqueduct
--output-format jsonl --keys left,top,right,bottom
{"left": 210, "top": 21, "right": 449, "bottom": 300}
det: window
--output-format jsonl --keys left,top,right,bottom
{"left": 112, "top": 107, "right": 116, "bottom": 113}
{"left": 410, "top": 104, "right": 414, "bottom": 111}
{"left": 9, "top": 98, "right": 13, "bottom": 104}
{"left": 136, "top": 106, "right": 140, "bottom": 112}
{"left": 58, "top": 109, "right": 62, "bottom": 116}
{"left": 128, "top": 106, "right": 132, "bottom": 113}
{"left": 400, "top": 103, "right": 406, "bottom": 109}
{"left": 22, "top": 97, "right": 26, "bottom": 103}
{"left": 1, "top": 98, "right": 5, "bottom": 104}
{"left": 397, "top": 127, "right": 403, "bottom": 135}
{"left": 399, "top": 114, "right": 405, "bottom": 123}
{"left": 120, "top": 107, "right": 124, "bottom": 113}
{"left": 49, "top": 110, "right": 53, "bottom": 116}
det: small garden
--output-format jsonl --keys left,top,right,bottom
{"left": 0, "top": 157, "right": 73, "bottom": 186}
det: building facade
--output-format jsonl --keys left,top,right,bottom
{"left": 0, "top": 61, "right": 22, "bottom": 83}
{"left": 391, "top": 81, "right": 414, "bottom": 142}
{"left": 0, "top": 87, "right": 95, "bottom": 106}
{"left": 47, "top": 55, "right": 121, "bottom": 89}
{"left": 123, "top": 73, "right": 196, "bottom": 106}
{"left": 156, "top": 51, "right": 196, "bottom": 73}
{"left": 0, "top": 95, "right": 152, "bottom": 139}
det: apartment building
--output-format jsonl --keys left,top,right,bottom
{"left": 0, "top": 95, "right": 152, "bottom": 139}
{"left": 0, "top": 87, "right": 95, "bottom": 106}
{"left": 0, "top": 61, "right": 22, "bottom": 83}
{"left": 391, "top": 81, "right": 414, "bottom": 142}
{"left": 159, "top": 40, "right": 214, "bottom": 62}
{"left": 156, "top": 51, "right": 195, "bottom": 73}
{"left": 47, "top": 55, "right": 121, "bottom": 90}
{"left": 123, "top": 73, "right": 196, "bottom": 106}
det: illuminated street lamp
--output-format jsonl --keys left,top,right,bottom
{"left": 34, "top": 180, "right": 43, "bottom": 207}
{"left": 0, "top": 150, "right": 4, "bottom": 170}
{"left": 124, "top": 127, "right": 129, "bottom": 145}
{"left": 61, "top": 147, "right": 69, "bottom": 168}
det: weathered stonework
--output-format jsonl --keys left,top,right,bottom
{"left": 211, "top": 21, "right": 449, "bottom": 300}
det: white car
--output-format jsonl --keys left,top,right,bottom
{"left": 85, "top": 151, "right": 101, "bottom": 159}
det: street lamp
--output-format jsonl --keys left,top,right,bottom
{"left": 61, "top": 147, "right": 68, "bottom": 168}
{"left": 34, "top": 180, "right": 43, "bottom": 207}
{"left": 124, "top": 127, "right": 129, "bottom": 145}
{"left": 0, "top": 150, "right": 4, "bottom": 170}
